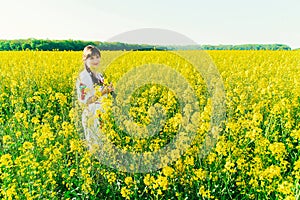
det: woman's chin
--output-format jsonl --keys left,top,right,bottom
{"left": 90, "top": 66, "right": 99, "bottom": 71}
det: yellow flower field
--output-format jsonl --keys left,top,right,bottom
{"left": 0, "top": 50, "right": 300, "bottom": 199}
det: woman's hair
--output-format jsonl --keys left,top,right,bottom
{"left": 83, "top": 45, "right": 104, "bottom": 85}
{"left": 82, "top": 45, "right": 101, "bottom": 61}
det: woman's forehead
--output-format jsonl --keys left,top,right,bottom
{"left": 91, "top": 54, "right": 100, "bottom": 57}
{"left": 89, "top": 54, "right": 100, "bottom": 58}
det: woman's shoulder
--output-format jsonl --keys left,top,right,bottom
{"left": 78, "top": 70, "right": 92, "bottom": 85}
{"left": 78, "top": 70, "right": 90, "bottom": 80}
{"left": 79, "top": 69, "right": 88, "bottom": 76}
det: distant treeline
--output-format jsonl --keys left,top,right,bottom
{"left": 0, "top": 39, "right": 159, "bottom": 51}
{"left": 170, "top": 44, "right": 292, "bottom": 50}
{"left": 0, "top": 39, "right": 293, "bottom": 51}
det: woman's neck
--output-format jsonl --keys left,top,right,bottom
{"left": 85, "top": 64, "right": 96, "bottom": 75}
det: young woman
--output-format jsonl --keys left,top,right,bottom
{"left": 76, "top": 45, "right": 114, "bottom": 148}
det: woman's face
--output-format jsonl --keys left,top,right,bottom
{"left": 85, "top": 54, "right": 100, "bottom": 71}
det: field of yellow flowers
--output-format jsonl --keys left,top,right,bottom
{"left": 1, "top": 50, "right": 300, "bottom": 199}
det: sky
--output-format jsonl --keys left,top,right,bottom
{"left": 0, "top": 0, "right": 299, "bottom": 49}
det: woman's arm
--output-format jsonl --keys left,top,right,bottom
{"left": 101, "top": 83, "right": 114, "bottom": 95}
{"left": 86, "top": 83, "right": 114, "bottom": 104}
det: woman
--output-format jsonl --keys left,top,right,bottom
{"left": 76, "top": 45, "right": 114, "bottom": 149}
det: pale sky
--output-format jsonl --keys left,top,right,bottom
{"left": 0, "top": 0, "right": 299, "bottom": 49}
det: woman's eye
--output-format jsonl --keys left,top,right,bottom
{"left": 90, "top": 56, "right": 99, "bottom": 60}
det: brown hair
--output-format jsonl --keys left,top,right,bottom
{"left": 82, "top": 45, "right": 101, "bottom": 61}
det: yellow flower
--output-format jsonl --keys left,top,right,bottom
{"left": 269, "top": 142, "right": 286, "bottom": 159}
{"left": 124, "top": 176, "right": 133, "bottom": 186}
{"left": 294, "top": 159, "right": 300, "bottom": 171}
{"left": 69, "top": 169, "right": 76, "bottom": 177}
{"left": 55, "top": 92, "right": 67, "bottom": 106}
{"left": 68, "top": 139, "right": 83, "bottom": 153}
{"left": 155, "top": 175, "right": 168, "bottom": 190}
{"left": 107, "top": 172, "right": 117, "bottom": 185}
{"left": 184, "top": 156, "right": 195, "bottom": 166}
{"left": 198, "top": 185, "right": 213, "bottom": 199}
{"left": 224, "top": 160, "right": 236, "bottom": 173}
{"left": 3, "top": 184, "right": 17, "bottom": 200}
{"left": 31, "top": 116, "right": 40, "bottom": 124}
{"left": 143, "top": 174, "right": 155, "bottom": 186}
{"left": 22, "top": 141, "right": 34, "bottom": 151}
{"left": 260, "top": 165, "right": 281, "bottom": 182}
{"left": 0, "top": 154, "right": 13, "bottom": 167}
{"left": 291, "top": 129, "right": 300, "bottom": 140}
{"left": 3, "top": 135, "right": 12, "bottom": 145}
{"left": 236, "top": 158, "right": 246, "bottom": 170}
{"left": 277, "top": 181, "right": 293, "bottom": 195}
{"left": 157, "top": 189, "right": 163, "bottom": 195}
{"left": 193, "top": 168, "right": 206, "bottom": 181}
{"left": 121, "top": 186, "right": 133, "bottom": 200}
{"left": 207, "top": 152, "right": 217, "bottom": 164}
{"left": 53, "top": 115, "right": 60, "bottom": 123}
{"left": 15, "top": 131, "right": 22, "bottom": 138}
{"left": 162, "top": 166, "right": 175, "bottom": 178}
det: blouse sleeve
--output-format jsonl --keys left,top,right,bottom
{"left": 76, "top": 77, "right": 93, "bottom": 105}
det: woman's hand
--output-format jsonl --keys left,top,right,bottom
{"left": 102, "top": 82, "right": 114, "bottom": 95}
{"left": 86, "top": 83, "right": 114, "bottom": 105}
{"left": 87, "top": 95, "right": 98, "bottom": 104}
